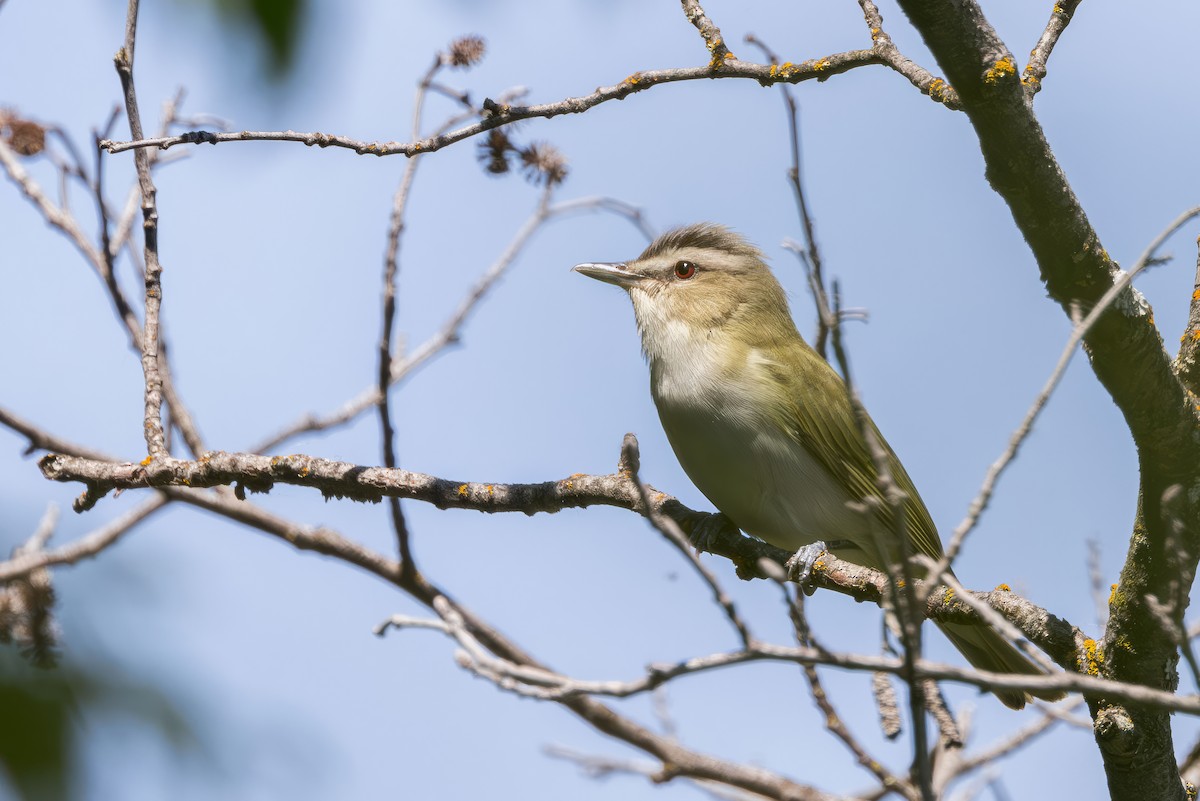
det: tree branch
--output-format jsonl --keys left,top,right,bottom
{"left": 97, "top": 55, "right": 885, "bottom": 158}
{"left": 1021, "top": 0, "right": 1083, "bottom": 98}
{"left": 113, "top": 0, "right": 167, "bottom": 459}
{"left": 891, "top": 2, "right": 1200, "bottom": 798}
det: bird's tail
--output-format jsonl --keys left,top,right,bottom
{"left": 936, "top": 621, "right": 1064, "bottom": 710}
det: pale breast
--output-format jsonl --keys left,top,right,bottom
{"left": 650, "top": 346, "right": 870, "bottom": 551}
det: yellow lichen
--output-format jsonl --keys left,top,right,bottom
{"left": 1108, "top": 582, "right": 1120, "bottom": 606}
{"left": 813, "top": 58, "right": 830, "bottom": 72}
{"left": 1053, "top": 3, "right": 1065, "bottom": 12}
{"left": 984, "top": 57, "right": 1016, "bottom": 84}
{"left": 623, "top": 72, "right": 642, "bottom": 86}
{"left": 457, "top": 484, "right": 468, "bottom": 498}
{"left": 994, "top": 583, "right": 1012, "bottom": 592}
{"left": 140, "top": 455, "right": 153, "bottom": 466}
{"left": 1080, "top": 638, "right": 1103, "bottom": 675}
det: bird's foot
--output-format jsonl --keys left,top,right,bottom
{"left": 785, "top": 541, "right": 829, "bottom": 585}
{"left": 686, "top": 511, "right": 736, "bottom": 553}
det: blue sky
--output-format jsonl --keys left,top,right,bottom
{"left": 3, "top": 1, "right": 1199, "bottom": 799}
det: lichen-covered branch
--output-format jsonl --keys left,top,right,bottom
{"left": 37, "top": 449, "right": 1086, "bottom": 666}
{"left": 679, "top": 0, "right": 736, "bottom": 68}
{"left": 1022, "top": 0, "right": 1082, "bottom": 97}
{"left": 892, "top": 2, "right": 1200, "bottom": 798}
{"left": 98, "top": 55, "right": 882, "bottom": 158}
{"left": 857, "top": 0, "right": 961, "bottom": 109}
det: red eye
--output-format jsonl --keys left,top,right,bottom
{"left": 673, "top": 260, "right": 697, "bottom": 279}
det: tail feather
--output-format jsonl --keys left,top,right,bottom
{"left": 937, "top": 621, "right": 1064, "bottom": 710}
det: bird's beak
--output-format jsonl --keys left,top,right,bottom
{"left": 573, "top": 261, "right": 644, "bottom": 288}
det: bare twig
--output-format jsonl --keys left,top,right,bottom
{"left": 375, "top": 599, "right": 1200, "bottom": 715}
{"left": 744, "top": 34, "right": 833, "bottom": 358}
{"left": 938, "top": 205, "right": 1200, "bottom": 570}
{"left": 773, "top": 576, "right": 914, "bottom": 799}
{"left": 620, "top": 434, "right": 753, "bottom": 649}
{"left": 252, "top": 194, "right": 652, "bottom": 453}
{"left": 98, "top": 54, "right": 888, "bottom": 158}
{"left": 543, "top": 746, "right": 771, "bottom": 801}
{"left": 0, "top": 138, "right": 105, "bottom": 268}
{"left": 113, "top": 0, "right": 167, "bottom": 459}
{"left": 828, "top": 285, "right": 931, "bottom": 800}
{"left": 376, "top": 54, "right": 452, "bottom": 570}
{"left": 372, "top": 600, "right": 829, "bottom": 800}
{"left": 948, "top": 697, "right": 1084, "bottom": 782}
{"left": 0, "top": 495, "right": 168, "bottom": 583}
{"left": 1022, "top": 0, "right": 1083, "bottom": 97}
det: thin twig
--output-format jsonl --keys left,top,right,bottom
{"left": 97, "top": 54, "right": 890, "bottom": 158}
{"left": 377, "top": 55, "right": 447, "bottom": 570}
{"left": 828, "top": 284, "right": 932, "bottom": 801}
{"left": 773, "top": 574, "right": 915, "bottom": 799}
{"left": 251, "top": 195, "right": 652, "bottom": 454}
{"left": 375, "top": 601, "right": 1200, "bottom": 715}
{"left": 950, "top": 698, "right": 1083, "bottom": 780}
{"left": 1022, "top": 0, "right": 1083, "bottom": 98}
{"left": 937, "top": 205, "right": 1200, "bottom": 570}
{"left": 744, "top": 34, "right": 833, "bottom": 358}
{"left": 0, "top": 496, "right": 168, "bottom": 583}
{"left": 620, "top": 434, "right": 753, "bottom": 649}
{"left": 113, "top": 0, "right": 167, "bottom": 459}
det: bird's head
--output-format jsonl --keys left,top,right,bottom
{"left": 574, "top": 223, "right": 798, "bottom": 361}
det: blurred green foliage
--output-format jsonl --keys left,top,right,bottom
{"left": 0, "top": 649, "right": 206, "bottom": 801}
{"left": 208, "top": 0, "right": 309, "bottom": 80}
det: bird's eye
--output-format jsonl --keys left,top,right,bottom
{"left": 673, "top": 260, "right": 697, "bottom": 280}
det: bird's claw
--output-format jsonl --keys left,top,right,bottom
{"left": 785, "top": 541, "right": 828, "bottom": 585}
{"left": 687, "top": 511, "right": 735, "bottom": 552}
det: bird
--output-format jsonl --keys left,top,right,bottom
{"left": 574, "top": 222, "right": 1062, "bottom": 710}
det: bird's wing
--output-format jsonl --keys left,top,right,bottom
{"left": 765, "top": 350, "right": 944, "bottom": 562}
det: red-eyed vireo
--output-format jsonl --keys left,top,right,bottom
{"left": 575, "top": 223, "right": 1062, "bottom": 710}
